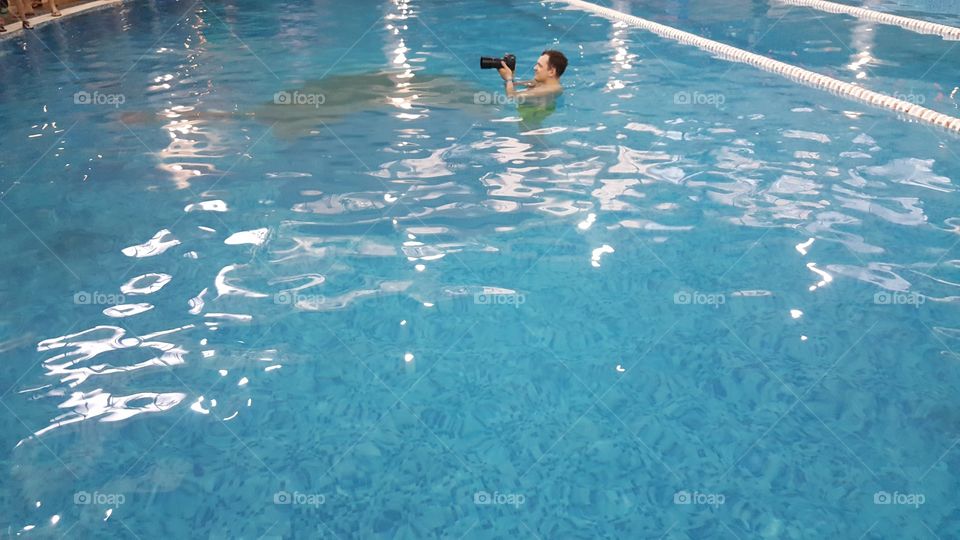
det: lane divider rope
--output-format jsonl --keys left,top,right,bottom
{"left": 776, "top": 0, "right": 960, "bottom": 41}
{"left": 560, "top": 0, "right": 960, "bottom": 134}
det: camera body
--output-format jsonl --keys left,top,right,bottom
{"left": 480, "top": 54, "right": 516, "bottom": 72}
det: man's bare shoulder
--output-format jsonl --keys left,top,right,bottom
{"left": 520, "top": 83, "right": 563, "bottom": 99}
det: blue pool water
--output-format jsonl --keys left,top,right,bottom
{"left": 1, "top": 0, "right": 960, "bottom": 537}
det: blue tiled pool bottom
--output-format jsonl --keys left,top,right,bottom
{"left": 1, "top": 0, "right": 960, "bottom": 537}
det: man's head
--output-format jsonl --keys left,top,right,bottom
{"left": 533, "top": 50, "right": 568, "bottom": 83}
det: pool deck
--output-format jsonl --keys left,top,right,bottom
{"left": 1, "top": 0, "right": 122, "bottom": 38}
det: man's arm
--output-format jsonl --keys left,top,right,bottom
{"left": 499, "top": 62, "right": 520, "bottom": 97}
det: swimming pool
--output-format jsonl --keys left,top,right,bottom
{"left": 1, "top": 0, "right": 959, "bottom": 537}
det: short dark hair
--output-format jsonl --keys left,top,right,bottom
{"left": 541, "top": 50, "right": 568, "bottom": 77}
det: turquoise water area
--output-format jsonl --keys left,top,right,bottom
{"left": 1, "top": 0, "right": 959, "bottom": 537}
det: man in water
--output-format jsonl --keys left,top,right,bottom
{"left": 498, "top": 50, "right": 567, "bottom": 101}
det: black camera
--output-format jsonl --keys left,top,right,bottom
{"left": 480, "top": 54, "right": 516, "bottom": 72}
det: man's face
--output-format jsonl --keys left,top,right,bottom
{"left": 533, "top": 54, "right": 555, "bottom": 82}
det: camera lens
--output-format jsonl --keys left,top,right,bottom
{"left": 480, "top": 57, "right": 500, "bottom": 69}
{"left": 479, "top": 55, "right": 516, "bottom": 71}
